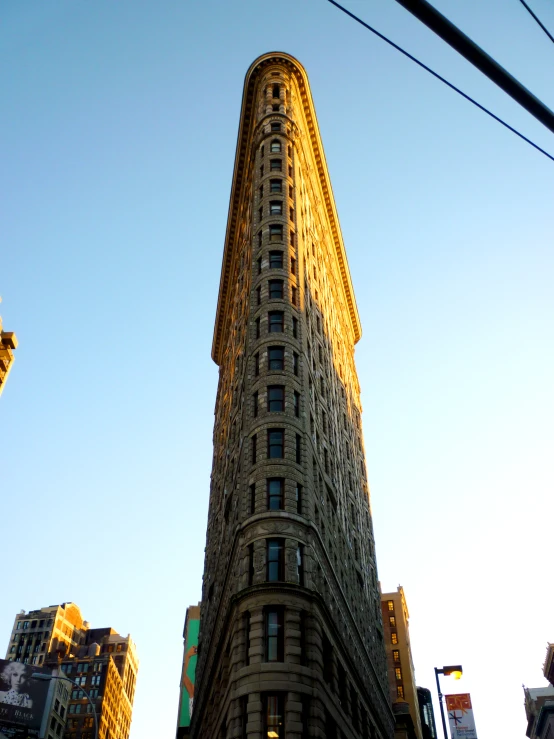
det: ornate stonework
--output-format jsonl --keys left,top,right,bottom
{"left": 191, "top": 53, "right": 394, "bottom": 739}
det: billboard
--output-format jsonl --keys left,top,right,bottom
{"left": 446, "top": 693, "right": 478, "bottom": 739}
{"left": 177, "top": 606, "right": 200, "bottom": 736}
{"left": 0, "top": 660, "right": 51, "bottom": 737}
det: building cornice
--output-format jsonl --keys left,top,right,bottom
{"left": 211, "top": 52, "right": 362, "bottom": 365}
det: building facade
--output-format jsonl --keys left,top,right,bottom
{"left": 4, "top": 603, "right": 138, "bottom": 739}
{"left": 381, "top": 587, "right": 423, "bottom": 739}
{"left": 176, "top": 604, "right": 200, "bottom": 738}
{"left": 416, "top": 688, "right": 437, "bottom": 739}
{"left": 524, "top": 686, "right": 554, "bottom": 739}
{"left": 0, "top": 315, "right": 18, "bottom": 397}
{"left": 191, "top": 52, "right": 394, "bottom": 739}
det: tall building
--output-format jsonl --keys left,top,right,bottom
{"left": 381, "top": 587, "right": 423, "bottom": 739}
{"left": 524, "top": 686, "right": 554, "bottom": 738}
{"left": 176, "top": 604, "right": 200, "bottom": 738}
{"left": 544, "top": 643, "right": 554, "bottom": 688}
{"left": 0, "top": 315, "right": 18, "bottom": 397}
{"left": 191, "top": 52, "right": 393, "bottom": 739}
{"left": 416, "top": 688, "right": 437, "bottom": 739}
{"left": 4, "top": 603, "right": 138, "bottom": 739}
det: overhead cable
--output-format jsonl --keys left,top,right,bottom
{"left": 516, "top": 0, "right": 554, "bottom": 45}
{"left": 327, "top": 0, "right": 554, "bottom": 163}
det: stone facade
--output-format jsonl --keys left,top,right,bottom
{"left": 191, "top": 53, "right": 394, "bottom": 739}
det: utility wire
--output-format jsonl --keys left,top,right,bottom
{"left": 327, "top": 0, "right": 554, "bottom": 163}
{"left": 516, "top": 0, "right": 554, "bottom": 45}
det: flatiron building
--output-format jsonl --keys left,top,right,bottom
{"left": 191, "top": 52, "right": 393, "bottom": 739}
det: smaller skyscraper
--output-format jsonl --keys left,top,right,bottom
{"left": 176, "top": 604, "right": 200, "bottom": 739}
{"left": 4, "top": 603, "right": 138, "bottom": 739}
{"left": 417, "top": 687, "right": 438, "bottom": 739}
{"left": 381, "top": 586, "right": 423, "bottom": 739}
{"left": 0, "top": 315, "right": 18, "bottom": 397}
{"left": 544, "top": 643, "right": 554, "bottom": 688}
{"left": 524, "top": 685, "right": 554, "bottom": 738}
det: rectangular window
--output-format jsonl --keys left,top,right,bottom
{"left": 296, "top": 483, "right": 302, "bottom": 514}
{"left": 259, "top": 185, "right": 264, "bottom": 199}
{"left": 293, "top": 352, "right": 299, "bottom": 376}
{"left": 290, "top": 256, "right": 296, "bottom": 275}
{"left": 248, "top": 545, "right": 254, "bottom": 586}
{"left": 395, "top": 667, "right": 402, "bottom": 681}
{"left": 261, "top": 145, "right": 265, "bottom": 157}
{"left": 259, "top": 206, "right": 263, "bottom": 222}
{"left": 297, "top": 544, "right": 304, "bottom": 585}
{"left": 252, "top": 435, "right": 257, "bottom": 464}
{"left": 291, "top": 286, "right": 297, "bottom": 306}
{"left": 267, "top": 478, "right": 284, "bottom": 510}
{"left": 294, "top": 392, "right": 300, "bottom": 418}
{"left": 264, "top": 694, "right": 284, "bottom": 739}
{"left": 388, "top": 600, "right": 394, "bottom": 611}
{"left": 389, "top": 616, "right": 396, "bottom": 627}
{"left": 393, "top": 650, "right": 400, "bottom": 662}
{"left": 267, "top": 539, "right": 284, "bottom": 581}
{"left": 290, "top": 231, "right": 295, "bottom": 246}
{"left": 271, "top": 122, "right": 281, "bottom": 131}
{"left": 296, "top": 434, "right": 301, "bottom": 463}
{"left": 256, "top": 317, "right": 260, "bottom": 339}
{"left": 288, "top": 164, "right": 293, "bottom": 177}
{"left": 256, "top": 286, "right": 261, "bottom": 305}
{"left": 273, "top": 84, "right": 280, "bottom": 99}
{"left": 397, "top": 686, "right": 404, "bottom": 699}
{"left": 254, "top": 352, "right": 260, "bottom": 376}
{"left": 269, "top": 251, "right": 283, "bottom": 268}
{"left": 270, "top": 179, "right": 282, "bottom": 193}
{"left": 257, "top": 256, "right": 262, "bottom": 275}
{"left": 391, "top": 632, "right": 398, "bottom": 644}
{"left": 265, "top": 608, "right": 284, "bottom": 661}
{"left": 270, "top": 159, "right": 282, "bottom": 171}
{"left": 268, "top": 311, "right": 284, "bottom": 333}
{"left": 260, "top": 165, "right": 264, "bottom": 177}
{"left": 268, "top": 385, "right": 285, "bottom": 412}
{"left": 250, "top": 484, "right": 256, "bottom": 514}
{"left": 268, "top": 429, "right": 284, "bottom": 458}
{"left": 244, "top": 613, "right": 251, "bottom": 666}
{"left": 292, "top": 317, "right": 298, "bottom": 338}
{"left": 268, "top": 346, "right": 284, "bottom": 370}
{"left": 270, "top": 201, "right": 282, "bottom": 215}
{"left": 289, "top": 207, "right": 294, "bottom": 222}
{"left": 253, "top": 391, "right": 258, "bottom": 418}
{"left": 269, "top": 224, "right": 283, "bottom": 242}
{"left": 268, "top": 280, "right": 284, "bottom": 299}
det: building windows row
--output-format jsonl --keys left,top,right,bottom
{"left": 247, "top": 539, "right": 304, "bottom": 586}
{"left": 255, "top": 312, "right": 298, "bottom": 339}
{"left": 249, "top": 479, "right": 303, "bottom": 515}
{"left": 251, "top": 430, "right": 302, "bottom": 464}
{"left": 252, "top": 386, "right": 300, "bottom": 417}
{"left": 254, "top": 346, "right": 299, "bottom": 376}
{"left": 257, "top": 250, "right": 296, "bottom": 274}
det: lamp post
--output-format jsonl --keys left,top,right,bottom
{"left": 434, "top": 665, "right": 463, "bottom": 739}
{"left": 31, "top": 672, "right": 99, "bottom": 739}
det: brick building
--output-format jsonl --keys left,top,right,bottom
{"left": 191, "top": 53, "right": 394, "bottom": 739}
{"left": 4, "top": 603, "right": 138, "bottom": 739}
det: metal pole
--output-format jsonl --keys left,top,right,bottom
{"left": 434, "top": 668, "right": 449, "bottom": 739}
{"left": 393, "top": 0, "right": 554, "bottom": 134}
{"left": 33, "top": 674, "right": 99, "bottom": 739}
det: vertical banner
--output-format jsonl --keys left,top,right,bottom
{"left": 446, "top": 694, "right": 478, "bottom": 739}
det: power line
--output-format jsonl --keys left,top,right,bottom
{"left": 327, "top": 0, "right": 554, "bottom": 163}
{"left": 516, "top": 0, "right": 554, "bottom": 45}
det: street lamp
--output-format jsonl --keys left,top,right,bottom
{"left": 434, "top": 665, "right": 463, "bottom": 739}
{"left": 31, "top": 672, "right": 99, "bottom": 739}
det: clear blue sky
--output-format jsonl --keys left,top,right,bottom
{"left": 2, "top": 2, "right": 553, "bottom": 737}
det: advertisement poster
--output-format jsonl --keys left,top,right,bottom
{"left": 0, "top": 660, "right": 51, "bottom": 737}
{"left": 178, "top": 612, "right": 200, "bottom": 732}
{"left": 446, "top": 693, "right": 478, "bottom": 739}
